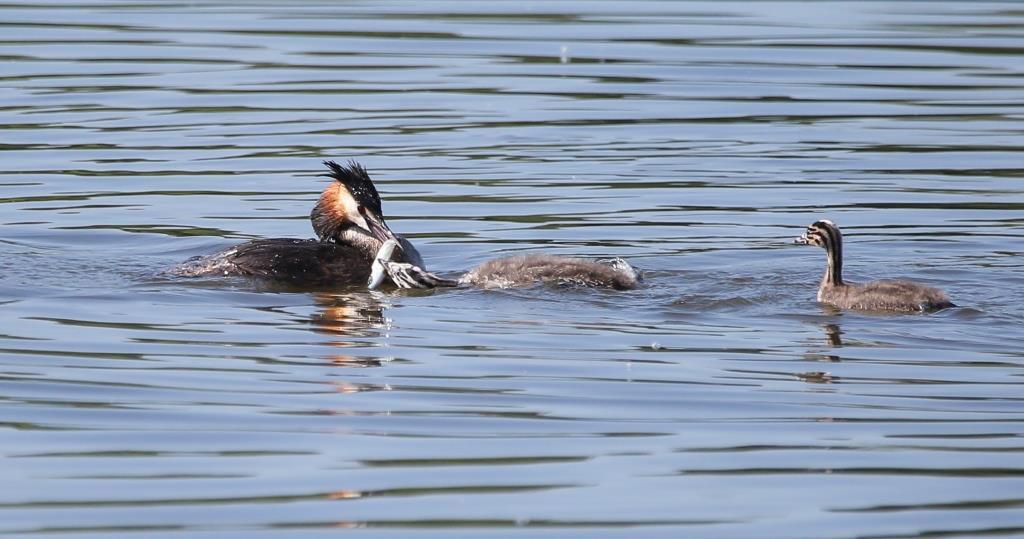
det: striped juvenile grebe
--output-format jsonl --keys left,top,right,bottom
{"left": 369, "top": 240, "right": 640, "bottom": 291}
{"left": 795, "top": 219, "right": 954, "bottom": 312}
{"left": 173, "top": 161, "right": 423, "bottom": 285}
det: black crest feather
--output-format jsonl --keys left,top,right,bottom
{"left": 322, "top": 160, "right": 383, "bottom": 215}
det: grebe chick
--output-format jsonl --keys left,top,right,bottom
{"left": 173, "top": 161, "right": 423, "bottom": 286}
{"left": 459, "top": 254, "right": 640, "bottom": 290}
{"left": 369, "top": 242, "right": 639, "bottom": 291}
{"left": 795, "top": 219, "right": 954, "bottom": 312}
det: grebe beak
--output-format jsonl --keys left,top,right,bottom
{"left": 794, "top": 234, "right": 810, "bottom": 245}
{"left": 359, "top": 206, "right": 397, "bottom": 243}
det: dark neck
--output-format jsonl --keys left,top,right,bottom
{"left": 822, "top": 228, "right": 843, "bottom": 287}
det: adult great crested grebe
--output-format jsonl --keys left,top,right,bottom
{"left": 795, "top": 219, "right": 954, "bottom": 312}
{"left": 173, "top": 161, "right": 423, "bottom": 285}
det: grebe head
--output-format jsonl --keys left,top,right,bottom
{"left": 795, "top": 219, "right": 841, "bottom": 249}
{"left": 796, "top": 219, "right": 844, "bottom": 287}
{"left": 312, "top": 160, "right": 397, "bottom": 245}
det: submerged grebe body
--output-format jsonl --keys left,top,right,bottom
{"left": 174, "top": 238, "right": 391, "bottom": 285}
{"left": 173, "top": 161, "right": 422, "bottom": 285}
{"left": 796, "top": 219, "right": 953, "bottom": 312}
{"left": 459, "top": 254, "right": 640, "bottom": 290}
{"left": 370, "top": 241, "right": 640, "bottom": 291}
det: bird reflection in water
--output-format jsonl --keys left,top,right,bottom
{"left": 309, "top": 292, "right": 395, "bottom": 394}
{"left": 823, "top": 323, "right": 843, "bottom": 348}
{"left": 309, "top": 293, "right": 396, "bottom": 511}
{"left": 797, "top": 323, "right": 844, "bottom": 384}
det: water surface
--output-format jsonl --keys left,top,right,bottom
{"left": 2, "top": 1, "right": 1023, "bottom": 537}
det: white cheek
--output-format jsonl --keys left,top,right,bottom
{"left": 354, "top": 214, "right": 370, "bottom": 231}
{"left": 338, "top": 188, "right": 368, "bottom": 230}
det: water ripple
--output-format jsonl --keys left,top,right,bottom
{"left": 1, "top": 1, "right": 1023, "bottom": 537}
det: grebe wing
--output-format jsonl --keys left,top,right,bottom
{"left": 226, "top": 238, "right": 370, "bottom": 285}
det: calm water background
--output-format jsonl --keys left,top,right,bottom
{"left": 2, "top": 1, "right": 1023, "bottom": 537}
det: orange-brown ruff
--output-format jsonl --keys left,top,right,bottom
{"left": 796, "top": 220, "right": 954, "bottom": 312}
{"left": 172, "top": 161, "right": 422, "bottom": 285}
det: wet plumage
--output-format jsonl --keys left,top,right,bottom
{"left": 459, "top": 254, "right": 640, "bottom": 290}
{"left": 367, "top": 238, "right": 640, "bottom": 291}
{"left": 795, "top": 219, "right": 953, "bottom": 312}
{"left": 175, "top": 160, "right": 637, "bottom": 291}
{"left": 172, "top": 161, "right": 422, "bottom": 286}
{"left": 173, "top": 238, "right": 374, "bottom": 285}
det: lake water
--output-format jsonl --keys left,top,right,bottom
{"left": 2, "top": 1, "right": 1023, "bottom": 537}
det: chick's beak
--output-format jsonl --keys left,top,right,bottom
{"left": 359, "top": 206, "right": 397, "bottom": 243}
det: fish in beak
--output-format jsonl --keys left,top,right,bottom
{"left": 359, "top": 205, "right": 397, "bottom": 243}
